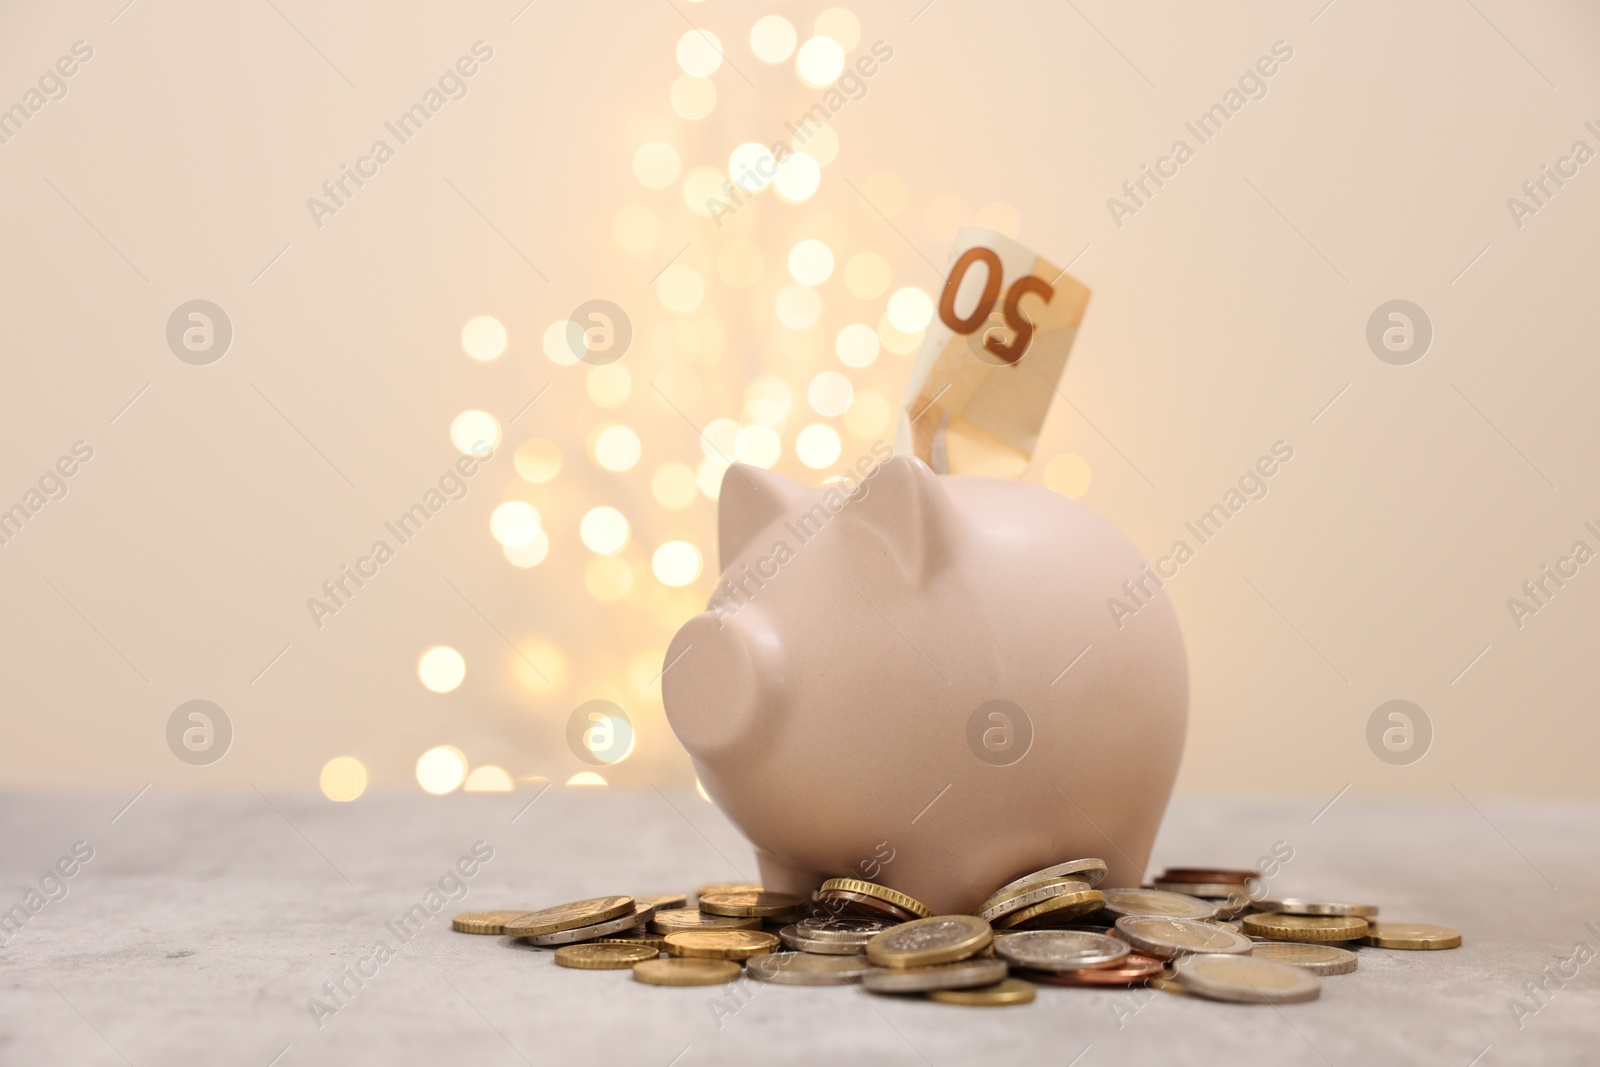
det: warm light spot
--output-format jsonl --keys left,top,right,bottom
{"left": 633, "top": 140, "right": 681, "bottom": 190}
{"left": 743, "top": 376, "right": 792, "bottom": 426}
{"left": 416, "top": 746, "right": 468, "bottom": 795}
{"left": 670, "top": 74, "right": 717, "bottom": 120}
{"left": 788, "top": 239, "right": 835, "bottom": 286}
{"left": 774, "top": 153, "right": 821, "bottom": 203}
{"left": 585, "top": 556, "right": 634, "bottom": 602}
{"left": 464, "top": 765, "right": 514, "bottom": 792}
{"left": 717, "top": 241, "right": 764, "bottom": 287}
{"left": 657, "top": 264, "right": 705, "bottom": 314}
{"left": 801, "top": 125, "right": 839, "bottom": 167}
{"left": 611, "top": 204, "right": 660, "bottom": 256}
{"left": 593, "top": 425, "right": 642, "bottom": 472}
{"left": 586, "top": 364, "right": 632, "bottom": 408}
{"left": 887, "top": 286, "right": 934, "bottom": 332}
{"left": 418, "top": 646, "right": 467, "bottom": 693}
{"left": 504, "top": 531, "right": 550, "bottom": 568}
{"left": 460, "top": 316, "right": 506, "bottom": 361}
{"left": 728, "top": 142, "right": 778, "bottom": 193}
{"left": 844, "top": 252, "right": 891, "bottom": 299}
{"left": 797, "top": 423, "right": 842, "bottom": 468}
{"left": 845, "top": 389, "right": 892, "bottom": 438}
{"left": 580, "top": 506, "right": 630, "bottom": 555}
{"left": 512, "top": 641, "right": 565, "bottom": 692}
{"left": 736, "top": 423, "right": 782, "bottom": 467}
{"left": 859, "top": 172, "right": 906, "bottom": 217}
{"left": 449, "top": 410, "right": 500, "bottom": 455}
{"left": 490, "top": 501, "right": 542, "bottom": 548}
{"left": 683, "top": 167, "right": 727, "bottom": 216}
{"left": 514, "top": 439, "right": 561, "bottom": 484}
{"left": 814, "top": 8, "right": 861, "bottom": 49}
{"left": 836, "top": 323, "right": 880, "bottom": 368}
{"left": 975, "top": 201, "right": 1022, "bottom": 238}
{"left": 626, "top": 649, "right": 665, "bottom": 701}
{"left": 878, "top": 314, "right": 923, "bottom": 355}
{"left": 542, "top": 319, "right": 581, "bottom": 365}
{"left": 924, "top": 193, "right": 972, "bottom": 242}
{"left": 676, "top": 30, "right": 724, "bottom": 76}
{"left": 697, "top": 457, "right": 729, "bottom": 499}
{"left": 1044, "top": 453, "right": 1092, "bottom": 499}
{"left": 750, "top": 14, "right": 797, "bottom": 62}
{"left": 796, "top": 36, "right": 845, "bottom": 87}
{"left": 701, "top": 417, "right": 743, "bottom": 462}
{"left": 652, "top": 461, "right": 699, "bottom": 510}
{"left": 320, "top": 757, "right": 367, "bottom": 802}
{"left": 652, "top": 541, "right": 704, "bottom": 587}
{"left": 775, "top": 284, "right": 822, "bottom": 329}
{"left": 567, "top": 771, "right": 608, "bottom": 787}
{"left": 695, "top": 777, "right": 712, "bottom": 802}
{"left": 808, "top": 371, "right": 854, "bottom": 417}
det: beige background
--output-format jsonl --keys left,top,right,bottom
{"left": 1, "top": 0, "right": 1596, "bottom": 799}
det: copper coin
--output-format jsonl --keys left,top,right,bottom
{"left": 1020, "top": 953, "right": 1164, "bottom": 986}
{"left": 815, "top": 890, "right": 918, "bottom": 924}
{"left": 1157, "top": 868, "right": 1258, "bottom": 885}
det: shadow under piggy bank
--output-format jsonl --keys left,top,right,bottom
{"left": 662, "top": 455, "right": 1187, "bottom": 915}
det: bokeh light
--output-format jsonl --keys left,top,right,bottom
{"left": 670, "top": 74, "right": 717, "bottom": 120}
{"left": 775, "top": 284, "right": 822, "bottom": 329}
{"left": 1044, "top": 453, "right": 1093, "bottom": 498}
{"left": 887, "top": 286, "right": 935, "bottom": 332}
{"left": 319, "top": 757, "right": 367, "bottom": 802}
{"left": 743, "top": 377, "right": 792, "bottom": 426}
{"left": 801, "top": 125, "right": 839, "bottom": 166}
{"left": 797, "top": 423, "right": 842, "bottom": 468}
{"left": 418, "top": 646, "right": 466, "bottom": 693}
{"left": 611, "top": 204, "right": 660, "bottom": 256}
{"left": 580, "top": 506, "right": 630, "bottom": 555}
{"left": 728, "top": 142, "right": 778, "bottom": 193}
{"left": 878, "top": 314, "right": 924, "bottom": 355}
{"left": 450, "top": 410, "right": 500, "bottom": 455}
{"left": 836, "top": 323, "right": 880, "bottom": 367}
{"left": 633, "top": 141, "right": 681, "bottom": 190}
{"left": 750, "top": 15, "right": 797, "bottom": 62}
{"left": 844, "top": 252, "right": 891, "bottom": 299}
{"left": 586, "top": 364, "right": 632, "bottom": 407}
{"left": 796, "top": 36, "right": 845, "bottom": 87}
{"left": 512, "top": 641, "right": 566, "bottom": 692}
{"left": 788, "top": 239, "right": 835, "bottom": 286}
{"left": 504, "top": 530, "right": 550, "bottom": 568}
{"left": 815, "top": 8, "right": 862, "bottom": 49}
{"left": 514, "top": 439, "right": 561, "bottom": 483}
{"left": 416, "top": 746, "right": 467, "bottom": 795}
{"left": 460, "top": 315, "right": 506, "bottom": 361}
{"left": 845, "top": 389, "right": 893, "bottom": 438}
{"left": 808, "top": 371, "right": 854, "bottom": 417}
{"left": 676, "top": 30, "right": 723, "bottom": 76}
{"left": 567, "top": 771, "right": 608, "bottom": 787}
{"left": 697, "top": 457, "right": 729, "bottom": 499}
{"left": 701, "top": 417, "right": 742, "bottom": 462}
{"left": 585, "top": 556, "right": 634, "bottom": 600}
{"left": 542, "top": 319, "right": 581, "bottom": 365}
{"left": 593, "top": 425, "right": 643, "bottom": 472}
{"left": 652, "top": 461, "right": 699, "bottom": 510}
{"left": 774, "top": 153, "right": 821, "bottom": 203}
{"left": 652, "top": 541, "right": 704, "bottom": 586}
{"left": 464, "top": 765, "right": 514, "bottom": 792}
{"left": 490, "top": 501, "right": 542, "bottom": 547}
{"left": 859, "top": 172, "right": 906, "bottom": 216}
{"left": 736, "top": 423, "right": 782, "bottom": 467}
{"left": 657, "top": 264, "right": 705, "bottom": 313}
{"left": 975, "top": 200, "right": 1022, "bottom": 237}
{"left": 683, "top": 167, "right": 726, "bottom": 215}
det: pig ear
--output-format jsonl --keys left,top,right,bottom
{"left": 836, "top": 455, "right": 959, "bottom": 584}
{"left": 718, "top": 464, "right": 808, "bottom": 572}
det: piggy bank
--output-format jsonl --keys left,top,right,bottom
{"left": 662, "top": 455, "right": 1187, "bottom": 914}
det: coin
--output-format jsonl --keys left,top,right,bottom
{"left": 1362, "top": 922, "right": 1462, "bottom": 950}
{"left": 695, "top": 882, "right": 762, "bottom": 900}
{"left": 993, "top": 930, "right": 1130, "bottom": 972}
{"left": 1114, "top": 916, "right": 1254, "bottom": 959}
{"left": 502, "top": 896, "right": 634, "bottom": 937}
{"left": 636, "top": 893, "right": 688, "bottom": 910}
{"left": 993, "top": 888, "right": 1106, "bottom": 929}
{"left": 554, "top": 942, "right": 659, "bottom": 969}
{"left": 1157, "top": 868, "right": 1258, "bottom": 885}
{"left": 632, "top": 957, "right": 742, "bottom": 986}
{"left": 819, "top": 879, "right": 933, "bottom": 919}
{"left": 861, "top": 958, "right": 1009, "bottom": 994}
{"left": 815, "top": 890, "right": 920, "bottom": 924}
{"left": 1252, "top": 897, "right": 1379, "bottom": 919}
{"left": 928, "top": 978, "right": 1037, "bottom": 1006}
{"left": 1248, "top": 941, "right": 1359, "bottom": 975}
{"left": 1099, "top": 888, "right": 1217, "bottom": 921}
{"left": 651, "top": 908, "right": 762, "bottom": 933}
{"left": 747, "top": 952, "right": 875, "bottom": 985}
{"left": 977, "top": 877, "right": 1092, "bottom": 922}
{"left": 779, "top": 927, "right": 870, "bottom": 955}
{"left": 867, "top": 915, "right": 993, "bottom": 968}
{"left": 519, "top": 902, "right": 656, "bottom": 945}
{"left": 664, "top": 929, "right": 779, "bottom": 960}
{"left": 979, "top": 859, "right": 1108, "bottom": 912}
{"left": 451, "top": 910, "right": 532, "bottom": 935}
{"left": 1174, "top": 953, "right": 1321, "bottom": 1004}
{"left": 698, "top": 891, "right": 808, "bottom": 918}
{"left": 1147, "top": 974, "right": 1193, "bottom": 995}
{"left": 1019, "top": 953, "right": 1165, "bottom": 986}
{"left": 598, "top": 931, "right": 667, "bottom": 951}
{"left": 1242, "top": 913, "right": 1369, "bottom": 943}
{"left": 795, "top": 916, "right": 894, "bottom": 942}
{"left": 1151, "top": 881, "right": 1254, "bottom": 900}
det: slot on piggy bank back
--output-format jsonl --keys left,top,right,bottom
{"left": 662, "top": 454, "right": 1187, "bottom": 915}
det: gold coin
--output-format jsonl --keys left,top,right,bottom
{"left": 632, "top": 957, "right": 743, "bottom": 986}
{"left": 695, "top": 882, "right": 762, "bottom": 900}
{"left": 819, "top": 878, "right": 933, "bottom": 919}
{"left": 928, "top": 978, "right": 1037, "bottom": 1006}
{"left": 664, "top": 929, "right": 780, "bottom": 960}
{"left": 977, "top": 877, "right": 1092, "bottom": 921}
{"left": 554, "top": 942, "right": 659, "bottom": 969}
{"left": 1147, "top": 974, "right": 1192, "bottom": 995}
{"left": 636, "top": 893, "right": 688, "bottom": 910}
{"left": 1363, "top": 922, "right": 1462, "bottom": 950}
{"left": 698, "top": 891, "right": 808, "bottom": 918}
{"left": 502, "top": 896, "right": 633, "bottom": 937}
{"left": 979, "top": 859, "right": 1108, "bottom": 912}
{"left": 650, "top": 908, "right": 762, "bottom": 933}
{"left": 1242, "top": 912, "right": 1368, "bottom": 942}
{"left": 598, "top": 931, "right": 667, "bottom": 951}
{"left": 1248, "top": 941, "right": 1358, "bottom": 975}
{"left": 867, "top": 915, "right": 993, "bottom": 968}
{"left": 451, "top": 910, "right": 532, "bottom": 935}
{"left": 993, "top": 888, "right": 1107, "bottom": 930}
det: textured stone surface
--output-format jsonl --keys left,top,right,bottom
{"left": 1, "top": 789, "right": 1594, "bottom": 1065}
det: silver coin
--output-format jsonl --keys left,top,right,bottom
{"left": 993, "top": 930, "right": 1130, "bottom": 972}
{"left": 779, "top": 926, "right": 869, "bottom": 955}
{"left": 794, "top": 916, "right": 894, "bottom": 942}
{"left": 1173, "top": 953, "right": 1321, "bottom": 1003}
{"left": 1247, "top": 941, "right": 1359, "bottom": 976}
{"left": 519, "top": 903, "right": 656, "bottom": 945}
{"left": 861, "top": 958, "right": 1009, "bottom": 994}
{"left": 983, "top": 859, "right": 1108, "bottom": 905}
{"left": 748, "top": 952, "right": 875, "bottom": 985}
{"left": 977, "top": 878, "right": 1091, "bottom": 922}
{"left": 1100, "top": 888, "right": 1217, "bottom": 921}
{"left": 1151, "top": 881, "right": 1253, "bottom": 899}
{"left": 1252, "top": 897, "right": 1378, "bottom": 918}
{"left": 1114, "top": 916, "right": 1253, "bottom": 959}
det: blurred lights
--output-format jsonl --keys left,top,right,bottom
{"left": 593, "top": 425, "right": 643, "bottom": 472}
{"left": 633, "top": 140, "right": 681, "bottom": 189}
{"left": 611, "top": 204, "right": 660, "bottom": 257}
{"left": 844, "top": 252, "right": 891, "bottom": 299}
{"left": 669, "top": 74, "right": 717, "bottom": 120}
{"left": 580, "top": 506, "right": 631, "bottom": 555}
{"left": 775, "top": 284, "right": 822, "bottom": 329}
{"left": 567, "top": 771, "right": 608, "bottom": 786}
{"left": 490, "top": 501, "right": 542, "bottom": 547}
{"left": 652, "top": 461, "right": 699, "bottom": 510}
{"left": 801, "top": 125, "right": 839, "bottom": 167}
{"left": 808, "top": 371, "right": 854, "bottom": 417}
{"left": 464, "top": 765, "right": 514, "bottom": 792}
{"left": 416, "top": 746, "right": 468, "bottom": 795}
{"left": 542, "top": 319, "right": 581, "bottom": 365}
{"left": 657, "top": 264, "right": 705, "bottom": 313}
{"left": 504, "top": 530, "right": 550, "bottom": 568}
{"left": 796, "top": 36, "right": 845, "bottom": 87}
{"left": 701, "top": 417, "right": 742, "bottom": 462}
{"left": 585, "top": 556, "right": 634, "bottom": 601}
{"left": 460, "top": 315, "right": 507, "bottom": 361}
{"left": 773, "top": 153, "right": 821, "bottom": 203}
{"left": 844, "top": 389, "right": 893, "bottom": 438}
{"left": 796, "top": 423, "right": 842, "bottom": 468}
{"left": 836, "top": 323, "right": 880, "bottom": 368}
{"left": 676, "top": 30, "right": 724, "bottom": 76}
{"left": 652, "top": 540, "right": 704, "bottom": 586}
{"left": 788, "top": 239, "right": 835, "bottom": 286}
{"left": 859, "top": 172, "right": 906, "bottom": 217}
{"left": 887, "top": 287, "right": 935, "bottom": 332}
{"left": 815, "top": 8, "right": 862, "bottom": 50}
{"left": 319, "top": 757, "right": 368, "bottom": 802}
{"left": 514, "top": 439, "right": 561, "bottom": 484}
{"left": 586, "top": 363, "right": 632, "bottom": 407}
{"left": 878, "top": 314, "right": 924, "bottom": 355}
{"left": 683, "top": 167, "right": 726, "bottom": 215}
{"left": 696, "top": 457, "right": 729, "bottom": 499}
{"left": 743, "top": 376, "right": 792, "bottom": 425}
{"left": 736, "top": 423, "right": 782, "bottom": 467}
{"left": 512, "top": 641, "right": 566, "bottom": 692}
{"left": 449, "top": 410, "right": 501, "bottom": 455}
{"left": 728, "top": 142, "right": 777, "bottom": 193}
{"left": 1044, "top": 453, "right": 1093, "bottom": 499}
{"left": 418, "top": 646, "right": 467, "bottom": 693}
{"left": 750, "top": 15, "right": 797, "bottom": 63}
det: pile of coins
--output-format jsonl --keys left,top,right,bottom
{"left": 452, "top": 862, "right": 1461, "bottom": 1006}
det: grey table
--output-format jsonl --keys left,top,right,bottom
{"left": 1, "top": 789, "right": 1594, "bottom": 1065}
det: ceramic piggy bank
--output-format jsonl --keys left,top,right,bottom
{"left": 662, "top": 454, "right": 1187, "bottom": 914}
